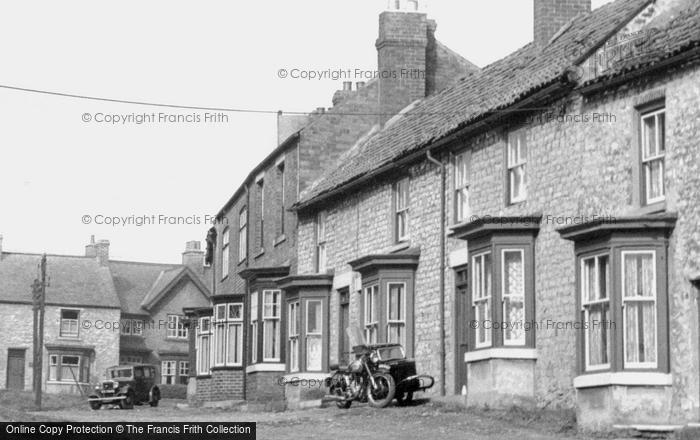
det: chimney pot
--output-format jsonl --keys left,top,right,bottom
{"left": 342, "top": 81, "right": 353, "bottom": 91}
{"left": 356, "top": 81, "right": 366, "bottom": 89}
{"left": 94, "top": 239, "right": 110, "bottom": 266}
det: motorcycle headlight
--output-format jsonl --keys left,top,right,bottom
{"left": 370, "top": 352, "right": 379, "bottom": 364}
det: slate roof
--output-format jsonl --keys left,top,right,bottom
{"left": 0, "top": 253, "right": 120, "bottom": 308}
{"left": 108, "top": 260, "right": 179, "bottom": 315}
{"left": 297, "top": 0, "right": 700, "bottom": 208}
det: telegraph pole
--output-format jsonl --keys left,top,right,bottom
{"left": 31, "top": 254, "right": 47, "bottom": 409}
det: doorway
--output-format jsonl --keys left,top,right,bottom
{"left": 454, "top": 266, "right": 469, "bottom": 395}
{"left": 6, "top": 349, "right": 26, "bottom": 390}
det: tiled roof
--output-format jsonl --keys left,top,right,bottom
{"left": 296, "top": 0, "right": 696, "bottom": 207}
{"left": 0, "top": 253, "right": 120, "bottom": 308}
{"left": 108, "top": 260, "right": 180, "bottom": 315}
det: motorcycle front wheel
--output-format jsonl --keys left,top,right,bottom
{"left": 367, "top": 373, "right": 395, "bottom": 408}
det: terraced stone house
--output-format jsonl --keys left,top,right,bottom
{"left": 185, "top": 0, "right": 476, "bottom": 409}
{"left": 292, "top": 0, "right": 700, "bottom": 431}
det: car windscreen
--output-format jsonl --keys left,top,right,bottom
{"left": 108, "top": 368, "right": 133, "bottom": 379}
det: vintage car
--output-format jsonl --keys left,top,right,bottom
{"left": 87, "top": 364, "right": 161, "bottom": 410}
{"left": 369, "top": 343, "right": 434, "bottom": 405}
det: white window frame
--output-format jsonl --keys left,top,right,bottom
{"left": 161, "top": 360, "right": 176, "bottom": 385}
{"left": 213, "top": 304, "right": 227, "bottom": 366}
{"left": 226, "top": 303, "right": 243, "bottom": 366}
{"left": 364, "top": 285, "right": 379, "bottom": 344}
{"left": 581, "top": 254, "right": 611, "bottom": 371}
{"left": 59, "top": 309, "right": 80, "bottom": 339}
{"left": 221, "top": 227, "right": 230, "bottom": 280}
{"left": 316, "top": 211, "right": 327, "bottom": 273}
{"left": 178, "top": 361, "right": 189, "bottom": 384}
{"left": 288, "top": 301, "right": 300, "bottom": 372}
{"left": 239, "top": 208, "right": 248, "bottom": 262}
{"left": 262, "top": 290, "right": 281, "bottom": 362}
{"left": 48, "top": 354, "right": 58, "bottom": 381}
{"left": 507, "top": 132, "right": 527, "bottom": 204}
{"left": 305, "top": 300, "right": 323, "bottom": 372}
{"left": 394, "top": 178, "right": 410, "bottom": 242}
{"left": 196, "top": 317, "right": 211, "bottom": 375}
{"left": 386, "top": 283, "right": 406, "bottom": 347}
{"left": 251, "top": 292, "right": 258, "bottom": 363}
{"left": 59, "top": 355, "right": 82, "bottom": 382}
{"left": 472, "top": 252, "right": 492, "bottom": 349}
{"left": 167, "top": 314, "right": 188, "bottom": 339}
{"left": 641, "top": 109, "right": 666, "bottom": 205}
{"left": 621, "top": 250, "right": 658, "bottom": 369}
{"left": 132, "top": 319, "right": 143, "bottom": 336}
{"left": 501, "top": 249, "right": 526, "bottom": 346}
{"left": 454, "top": 151, "right": 470, "bottom": 222}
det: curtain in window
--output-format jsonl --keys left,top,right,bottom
{"left": 623, "top": 253, "right": 656, "bottom": 365}
{"left": 503, "top": 251, "right": 525, "bottom": 344}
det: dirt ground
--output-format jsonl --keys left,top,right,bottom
{"left": 0, "top": 391, "right": 600, "bottom": 440}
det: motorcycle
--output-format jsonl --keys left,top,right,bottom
{"left": 325, "top": 327, "right": 434, "bottom": 409}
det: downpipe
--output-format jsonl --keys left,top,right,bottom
{"left": 426, "top": 150, "right": 446, "bottom": 397}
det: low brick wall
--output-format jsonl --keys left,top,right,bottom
{"left": 193, "top": 369, "right": 244, "bottom": 402}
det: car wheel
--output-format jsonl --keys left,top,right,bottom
{"left": 89, "top": 400, "right": 101, "bottom": 411}
{"left": 119, "top": 391, "right": 134, "bottom": 410}
{"left": 396, "top": 391, "right": 414, "bottom": 406}
{"left": 149, "top": 389, "right": 160, "bottom": 407}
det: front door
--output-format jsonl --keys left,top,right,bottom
{"left": 7, "top": 349, "right": 26, "bottom": 390}
{"left": 454, "top": 267, "right": 469, "bottom": 395}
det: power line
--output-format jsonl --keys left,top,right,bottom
{"left": 0, "top": 83, "right": 555, "bottom": 117}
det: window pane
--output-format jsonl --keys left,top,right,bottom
{"left": 264, "top": 320, "right": 279, "bottom": 360}
{"left": 643, "top": 115, "right": 657, "bottom": 157}
{"left": 306, "top": 335, "right": 322, "bottom": 371}
{"left": 658, "top": 113, "right": 665, "bottom": 152}
{"left": 598, "top": 255, "right": 609, "bottom": 300}
{"left": 625, "top": 301, "right": 657, "bottom": 364}
{"left": 290, "top": 339, "right": 299, "bottom": 372}
{"left": 646, "top": 159, "right": 664, "bottom": 201}
{"left": 62, "top": 310, "right": 78, "bottom": 320}
{"left": 226, "top": 323, "right": 242, "bottom": 364}
{"left": 215, "top": 324, "right": 225, "bottom": 365}
{"left": 307, "top": 301, "right": 322, "bottom": 334}
{"left": 484, "top": 253, "right": 492, "bottom": 296}
{"left": 624, "top": 253, "right": 655, "bottom": 298}
{"left": 587, "top": 302, "right": 610, "bottom": 366}
{"left": 388, "top": 284, "right": 404, "bottom": 320}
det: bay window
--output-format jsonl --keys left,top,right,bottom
{"left": 263, "top": 290, "right": 281, "bottom": 361}
{"left": 47, "top": 349, "right": 90, "bottom": 382}
{"left": 559, "top": 214, "right": 675, "bottom": 376}
{"left": 212, "top": 302, "right": 243, "bottom": 367}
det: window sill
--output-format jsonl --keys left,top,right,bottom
{"left": 245, "top": 363, "right": 286, "bottom": 373}
{"left": 237, "top": 258, "right": 247, "bottom": 267}
{"left": 464, "top": 348, "right": 537, "bottom": 363}
{"left": 165, "top": 338, "right": 188, "bottom": 342}
{"left": 210, "top": 365, "right": 243, "bottom": 371}
{"left": 274, "top": 235, "right": 287, "bottom": 247}
{"left": 573, "top": 372, "right": 672, "bottom": 389}
{"left": 632, "top": 201, "right": 666, "bottom": 216}
{"left": 388, "top": 241, "right": 410, "bottom": 254}
{"left": 254, "top": 249, "right": 265, "bottom": 259}
{"left": 47, "top": 380, "right": 89, "bottom": 386}
{"left": 196, "top": 374, "right": 212, "bottom": 379}
{"left": 56, "top": 337, "right": 80, "bottom": 341}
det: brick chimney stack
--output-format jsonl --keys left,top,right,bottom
{"left": 376, "top": 0, "right": 429, "bottom": 127}
{"left": 182, "top": 240, "right": 204, "bottom": 275}
{"left": 85, "top": 235, "right": 110, "bottom": 266}
{"left": 534, "top": 0, "right": 591, "bottom": 48}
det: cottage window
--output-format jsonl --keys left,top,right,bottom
{"left": 59, "top": 309, "right": 80, "bottom": 339}
{"left": 305, "top": 300, "right": 323, "bottom": 371}
{"left": 262, "top": 290, "right": 281, "bottom": 361}
{"left": 221, "top": 227, "right": 230, "bottom": 280}
{"left": 239, "top": 207, "right": 248, "bottom": 262}
{"left": 641, "top": 109, "right": 665, "bottom": 205}
{"left": 178, "top": 361, "right": 189, "bottom": 384}
{"left": 316, "top": 211, "right": 327, "bottom": 273}
{"left": 288, "top": 301, "right": 300, "bottom": 372}
{"left": 364, "top": 285, "right": 379, "bottom": 344}
{"left": 394, "top": 178, "right": 410, "bottom": 242}
{"left": 507, "top": 130, "right": 527, "bottom": 204}
{"left": 472, "top": 252, "right": 492, "bottom": 348}
{"left": 167, "top": 315, "right": 188, "bottom": 339}
{"left": 581, "top": 254, "right": 611, "bottom": 370}
{"left": 196, "top": 317, "right": 211, "bottom": 375}
{"left": 454, "top": 151, "right": 471, "bottom": 222}
{"left": 250, "top": 292, "right": 258, "bottom": 363}
{"left": 161, "top": 361, "right": 176, "bottom": 384}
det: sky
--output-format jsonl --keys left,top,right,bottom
{"left": 0, "top": 0, "right": 613, "bottom": 263}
